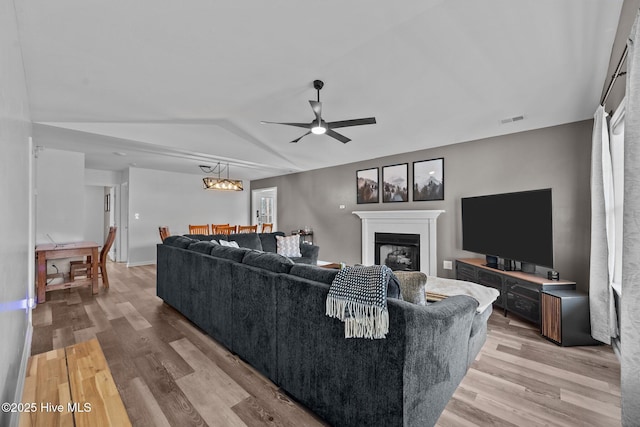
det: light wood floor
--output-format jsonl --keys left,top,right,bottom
{"left": 31, "top": 262, "right": 621, "bottom": 427}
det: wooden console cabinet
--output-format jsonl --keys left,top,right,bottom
{"left": 541, "top": 290, "right": 600, "bottom": 346}
{"left": 455, "top": 258, "right": 575, "bottom": 326}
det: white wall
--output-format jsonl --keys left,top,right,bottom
{"left": 85, "top": 168, "right": 119, "bottom": 187}
{"left": 0, "top": 0, "right": 33, "bottom": 424}
{"left": 35, "top": 148, "right": 85, "bottom": 244}
{"left": 84, "top": 186, "right": 105, "bottom": 245}
{"left": 127, "top": 167, "right": 250, "bottom": 265}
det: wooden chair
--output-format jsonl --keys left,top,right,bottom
{"left": 261, "top": 223, "right": 273, "bottom": 233}
{"left": 237, "top": 225, "right": 258, "bottom": 233}
{"left": 211, "top": 223, "right": 230, "bottom": 234}
{"left": 188, "top": 224, "right": 210, "bottom": 234}
{"left": 69, "top": 226, "right": 118, "bottom": 288}
{"left": 216, "top": 225, "right": 237, "bottom": 235}
{"left": 158, "top": 226, "right": 170, "bottom": 242}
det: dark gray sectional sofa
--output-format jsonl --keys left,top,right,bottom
{"left": 184, "top": 231, "right": 319, "bottom": 265}
{"left": 157, "top": 235, "right": 488, "bottom": 427}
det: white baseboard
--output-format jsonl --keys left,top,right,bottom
{"left": 126, "top": 260, "right": 157, "bottom": 267}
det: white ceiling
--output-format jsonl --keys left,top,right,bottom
{"left": 16, "top": 0, "right": 623, "bottom": 180}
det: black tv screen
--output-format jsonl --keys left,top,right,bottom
{"left": 461, "top": 189, "right": 553, "bottom": 268}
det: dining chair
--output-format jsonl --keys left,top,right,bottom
{"left": 216, "top": 225, "right": 237, "bottom": 235}
{"left": 261, "top": 223, "right": 273, "bottom": 233}
{"left": 69, "top": 226, "right": 118, "bottom": 288}
{"left": 159, "top": 226, "right": 170, "bottom": 241}
{"left": 237, "top": 225, "right": 258, "bottom": 233}
{"left": 189, "top": 224, "right": 211, "bottom": 234}
{"left": 211, "top": 223, "right": 230, "bottom": 234}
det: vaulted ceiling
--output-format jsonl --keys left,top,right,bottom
{"left": 16, "top": 0, "right": 624, "bottom": 180}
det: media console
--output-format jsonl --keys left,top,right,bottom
{"left": 455, "top": 258, "right": 575, "bottom": 325}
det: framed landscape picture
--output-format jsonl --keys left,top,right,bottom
{"left": 382, "top": 163, "right": 408, "bottom": 202}
{"left": 413, "top": 157, "right": 444, "bottom": 201}
{"left": 356, "top": 167, "right": 379, "bottom": 204}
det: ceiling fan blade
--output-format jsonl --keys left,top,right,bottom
{"left": 327, "top": 117, "right": 377, "bottom": 129}
{"left": 261, "top": 121, "right": 310, "bottom": 129}
{"left": 291, "top": 131, "right": 311, "bottom": 143}
{"left": 309, "top": 100, "right": 322, "bottom": 122}
{"left": 326, "top": 129, "right": 351, "bottom": 144}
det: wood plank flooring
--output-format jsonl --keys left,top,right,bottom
{"left": 30, "top": 262, "right": 621, "bottom": 426}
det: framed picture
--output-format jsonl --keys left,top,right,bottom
{"left": 413, "top": 157, "right": 444, "bottom": 201}
{"left": 356, "top": 167, "right": 379, "bottom": 204}
{"left": 382, "top": 163, "right": 408, "bottom": 202}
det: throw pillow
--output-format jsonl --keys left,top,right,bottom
{"left": 276, "top": 235, "right": 302, "bottom": 257}
{"left": 210, "top": 239, "right": 220, "bottom": 245}
{"left": 392, "top": 271, "right": 426, "bottom": 305}
{"left": 219, "top": 240, "right": 240, "bottom": 248}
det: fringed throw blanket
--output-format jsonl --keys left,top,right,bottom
{"left": 326, "top": 265, "right": 391, "bottom": 339}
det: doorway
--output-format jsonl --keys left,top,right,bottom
{"left": 252, "top": 187, "right": 277, "bottom": 232}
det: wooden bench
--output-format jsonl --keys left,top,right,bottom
{"left": 20, "top": 338, "right": 131, "bottom": 427}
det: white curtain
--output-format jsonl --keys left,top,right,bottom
{"left": 621, "top": 9, "right": 640, "bottom": 426}
{"left": 589, "top": 105, "right": 618, "bottom": 344}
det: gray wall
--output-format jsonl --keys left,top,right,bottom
{"left": 252, "top": 120, "right": 593, "bottom": 291}
{"left": 0, "top": 0, "right": 33, "bottom": 424}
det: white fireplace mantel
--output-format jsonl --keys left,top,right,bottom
{"left": 352, "top": 210, "right": 445, "bottom": 276}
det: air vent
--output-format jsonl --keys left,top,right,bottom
{"left": 500, "top": 115, "right": 525, "bottom": 125}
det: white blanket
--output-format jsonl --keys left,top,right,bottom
{"left": 426, "top": 276, "right": 499, "bottom": 313}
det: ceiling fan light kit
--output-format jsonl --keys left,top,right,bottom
{"left": 261, "top": 79, "right": 376, "bottom": 144}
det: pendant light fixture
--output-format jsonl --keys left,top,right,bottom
{"left": 201, "top": 163, "right": 243, "bottom": 191}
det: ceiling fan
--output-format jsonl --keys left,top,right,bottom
{"left": 261, "top": 80, "right": 376, "bottom": 144}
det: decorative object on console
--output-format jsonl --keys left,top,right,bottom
{"left": 382, "top": 163, "right": 408, "bottom": 202}
{"left": 356, "top": 167, "right": 379, "bottom": 204}
{"left": 292, "top": 228, "right": 314, "bottom": 245}
{"left": 413, "top": 157, "right": 444, "bottom": 201}
{"left": 201, "top": 163, "right": 243, "bottom": 191}
{"left": 260, "top": 79, "right": 376, "bottom": 144}
{"left": 276, "top": 234, "right": 302, "bottom": 257}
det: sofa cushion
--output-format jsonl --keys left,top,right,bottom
{"left": 229, "top": 233, "right": 263, "bottom": 251}
{"left": 276, "top": 235, "right": 302, "bottom": 257}
{"left": 163, "top": 235, "right": 195, "bottom": 249}
{"left": 187, "top": 241, "right": 218, "bottom": 255}
{"left": 242, "top": 251, "right": 294, "bottom": 274}
{"left": 392, "top": 271, "right": 426, "bottom": 305}
{"left": 258, "top": 232, "right": 285, "bottom": 253}
{"left": 289, "top": 264, "right": 339, "bottom": 285}
{"left": 210, "top": 245, "right": 251, "bottom": 263}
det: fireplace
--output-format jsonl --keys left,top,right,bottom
{"left": 352, "top": 210, "right": 444, "bottom": 276}
{"left": 375, "top": 233, "right": 420, "bottom": 271}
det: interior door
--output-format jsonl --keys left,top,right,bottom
{"left": 252, "top": 187, "right": 277, "bottom": 232}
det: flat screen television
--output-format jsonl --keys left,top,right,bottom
{"left": 461, "top": 188, "right": 553, "bottom": 269}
